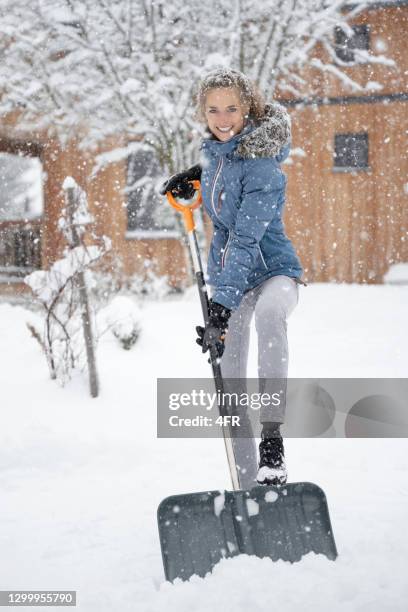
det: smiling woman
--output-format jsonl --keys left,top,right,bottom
{"left": 162, "top": 67, "right": 305, "bottom": 489}
{"left": 204, "top": 88, "right": 247, "bottom": 141}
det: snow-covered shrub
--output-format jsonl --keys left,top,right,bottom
{"left": 26, "top": 245, "right": 104, "bottom": 382}
{"left": 88, "top": 259, "right": 125, "bottom": 307}
{"left": 102, "top": 296, "right": 142, "bottom": 350}
{"left": 25, "top": 178, "right": 110, "bottom": 395}
{"left": 88, "top": 259, "right": 174, "bottom": 307}
{"left": 383, "top": 263, "right": 408, "bottom": 285}
{"left": 126, "top": 268, "right": 173, "bottom": 300}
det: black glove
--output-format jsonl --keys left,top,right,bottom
{"left": 160, "top": 164, "right": 202, "bottom": 199}
{"left": 196, "top": 300, "right": 232, "bottom": 360}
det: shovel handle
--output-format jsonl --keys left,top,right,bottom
{"left": 164, "top": 179, "right": 240, "bottom": 491}
{"left": 165, "top": 180, "right": 202, "bottom": 232}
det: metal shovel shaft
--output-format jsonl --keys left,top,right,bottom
{"left": 166, "top": 184, "right": 240, "bottom": 490}
{"left": 188, "top": 229, "right": 240, "bottom": 491}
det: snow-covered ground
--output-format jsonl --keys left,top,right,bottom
{"left": 0, "top": 282, "right": 407, "bottom": 611}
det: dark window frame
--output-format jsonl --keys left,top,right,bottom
{"left": 333, "top": 132, "right": 369, "bottom": 172}
{"left": 334, "top": 24, "right": 370, "bottom": 63}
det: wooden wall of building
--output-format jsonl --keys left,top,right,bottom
{"left": 284, "top": 99, "right": 407, "bottom": 283}
{"left": 279, "top": 2, "right": 408, "bottom": 283}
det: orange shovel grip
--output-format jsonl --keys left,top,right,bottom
{"left": 165, "top": 180, "right": 202, "bottom": 232}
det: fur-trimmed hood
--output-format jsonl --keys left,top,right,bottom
{"left": 200, "top": 102, "right": 291, "bottom": 160}
{"left": 237, "top": 102, "right": 291, "bottom": 159}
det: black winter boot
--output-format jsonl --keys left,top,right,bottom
{"left": 256, "top": 427, "right": 287, "bottom": 486}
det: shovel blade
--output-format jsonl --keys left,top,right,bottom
{"left": 158, "top": 482, "right": 337, "bottom": 582}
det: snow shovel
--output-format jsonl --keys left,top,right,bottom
{"left": 158, "top": 182, "right": 338, "bottom": 582}
{"left": 164, "top": 180, "right": 242, "bottom": 489}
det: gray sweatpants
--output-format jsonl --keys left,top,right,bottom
{"left": 219, "top": 274, "right": 299, "bottom": 488}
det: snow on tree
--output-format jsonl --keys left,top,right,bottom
{"left": 0, "top": 0, "right": 395, "bottom": 230}
{"left": 25, "top": 177, "right": 110, "bottom": 395}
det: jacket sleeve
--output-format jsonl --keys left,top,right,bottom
{"left": 212, "top": 156, "right": 285, "bottom": 310}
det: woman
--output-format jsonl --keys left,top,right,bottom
{"left": 162, "top": 68, "right": 305, "bottom": 488}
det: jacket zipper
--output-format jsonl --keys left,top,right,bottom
{"left": 258, "top": 245, "right": 268, "bottom": 269}
{"left": 221, "top": 231, "right": 231, "bottom": 269}
{"left": 211, "top": 157, "right": 223, "bottom": 218}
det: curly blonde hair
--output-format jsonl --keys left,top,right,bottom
{"left": 195, "top": 68, "right": 266, "bottom": 124}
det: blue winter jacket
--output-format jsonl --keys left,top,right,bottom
{"left": 199, "top": 102, "right": 303, "bottom": 311}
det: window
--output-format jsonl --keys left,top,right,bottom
{"left": 0, "top": 226, "right": 42, "bottom": 273}
{"left": 126, "top": 150, "right": 177, "bottom": 235}
{"left": 0, "top": 151, "right": 43, "bottom": 272}
{"left": 334, "top": 133, "right": 369, "bottom": 171}
{"left": 0, "top": 152, "right": 44, "bottom": 221}
{"left": 334, "top": 25, "right": 370, "bottom": 63}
